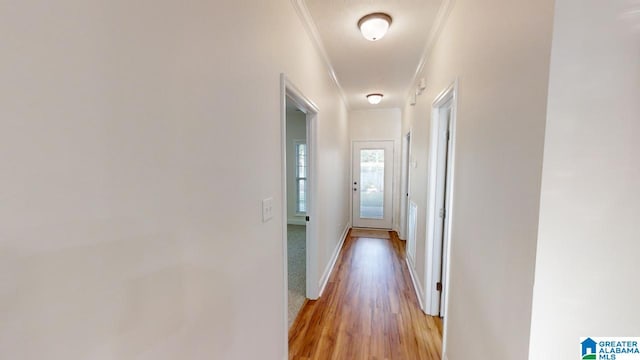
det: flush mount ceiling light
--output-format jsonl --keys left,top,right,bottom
{"left": 366, "top": 93, "right": 384, "bottom": 105}
{"left": 358, "top": 13, "right": 392, "bottom": 41}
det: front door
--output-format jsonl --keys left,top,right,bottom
{"left": 352, "top": 141, "right": 394, "bottom": 229}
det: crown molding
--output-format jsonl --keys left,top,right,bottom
{"left": 290, "top": 0, "right": 351, "bottom": 110}
{"left": 405, "top": 0, "right": 455, "bottom": 103}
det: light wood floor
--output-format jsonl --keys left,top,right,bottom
{"left": 289, "top": 230, "right": 443, "bottom": 360}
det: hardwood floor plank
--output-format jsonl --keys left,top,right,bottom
{"left": 289, "top": 231, "right": 443, "bottom": 359}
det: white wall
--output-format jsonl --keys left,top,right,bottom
{"left": 401, "top": 0, "right": 554, "bottom": 358}
{"left": 349, "top": 108, "right": 402, "bottom": 231}
{"left": 286, "top": 109, "right": 307, "bottom": 224}
{"left": 0, "top": 1, "right": 350, "bottom": 359}
{"left": 529, "top": 0, "right": 640, "bottom": 358}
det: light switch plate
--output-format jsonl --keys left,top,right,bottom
{"left": 262, "top": 198, "right": 273, "bottom": 222}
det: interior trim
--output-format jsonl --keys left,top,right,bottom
{"left": 406, "top": 0, "right": 455, "bottom": 101}
{"left": 289, "top": 0, "right": 350, "bottom": 109}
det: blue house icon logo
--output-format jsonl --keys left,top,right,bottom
{"left": 582, "top": 338, "right": 597, "bottom": 359}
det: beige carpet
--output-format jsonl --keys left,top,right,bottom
{"left": 351, "top": 228, "right": 391, "bottom": 239}
{"left": 287, "top": 224, "right": 306, "bottom": 328}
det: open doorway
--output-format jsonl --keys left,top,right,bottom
{"left": 425, "top": 81, "right": 457, "bottom": 341}
{"left": 281, "top": 74, "right": 319, "bottom": 353}
{"left": 285, "top": 97, "right": 307, "bottom": 328}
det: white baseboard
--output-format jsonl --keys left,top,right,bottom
{"left": 318, "top": 222, "right": 350, "bottom": 297}
{"left": 287, "top": 218, "right": 306, "bottom": 225}
{"left": 405, "top": 256, "right": 426, "bottom": 314}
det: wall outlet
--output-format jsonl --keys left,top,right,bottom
{"left": 262, "top": 198, "right": 273, "bottom": 222}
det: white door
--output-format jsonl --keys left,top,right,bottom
{"left": 352, "top": 141, "right": 394, "bottom": 229}
{"left": 400, "top": 132, "right": 411, "bottom": 239}
{"left": 438, "top": 105, "right": 453, "bottom": 317}
{"left": 428, "top": 97, "right": 454, "bottom": 317}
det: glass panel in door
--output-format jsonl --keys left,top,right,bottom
{"left": 359, "top": 149, "right": 385, "bottom": 219}
{"left": 352, "top": 141, "right": 393, "bottom": 229}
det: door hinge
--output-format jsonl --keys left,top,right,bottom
{"left": 446, "top": 130, "right": 450, "bottom": 141}
{"left": 305, "top": 216, "right": 310, "bottom": 222}
{"left": 439, "top": 208, "right": 446, "bottom": 218}
{"left": 436, "top": 282, "right": 443, "bottom": 291}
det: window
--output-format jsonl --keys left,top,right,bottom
{"left": 295, "top": 141, "right": 307, "bottom": 214}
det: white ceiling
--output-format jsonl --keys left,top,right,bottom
{"left": 303, "top": 0, "right": 444, "bottom": 110}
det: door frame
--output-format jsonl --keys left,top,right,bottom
{"left": 424, "top": 80, "right": 458, "bottom": 353}
{"left": 351, "top": 140, "right": 394, "bottom": 229}
{"left": 280, "top": 74, "right": 319, "bottom": 350}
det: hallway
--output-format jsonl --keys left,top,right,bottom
{"left": 2, "top": 0, "right": 637, "bottom": 358}
{"left": 289, "top": 230, "right": 443, "bottom": 359}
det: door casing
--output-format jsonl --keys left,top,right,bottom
{"left": 425, "top": 80, "right": 458, "bottom": 355}
{"left": 280, "top": 74, "right": 319, "bottom": 354}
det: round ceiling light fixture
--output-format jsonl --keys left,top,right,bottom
{"left": 366, "top": 93, "right": 384, "bottom": 105}
{"left": 358, "top": 13, "right": 392, "bottom": 41}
